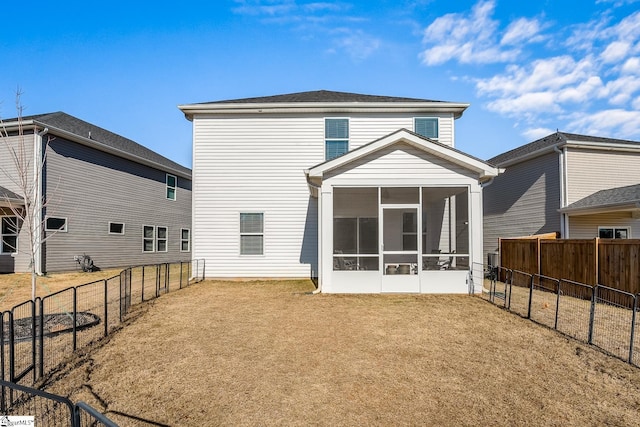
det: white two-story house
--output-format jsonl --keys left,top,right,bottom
{"left": 179, "top": 90, "right": 499, "bottom": 293}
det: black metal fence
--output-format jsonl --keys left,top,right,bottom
{"left": 0, "top": 259, "right": 205, "bottom": 424}
{"left": 477, "top": 262, "right": 640, "bottom": 366}
{"left": 0, "top": 379, "right": 117, "bottom": 426}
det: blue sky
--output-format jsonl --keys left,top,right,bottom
{"left": 1, "top": 0, "right": 639, "bottom": 167}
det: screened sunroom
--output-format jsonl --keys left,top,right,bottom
{"left": 306, "top": 129, "right": 500, "bottom": 293}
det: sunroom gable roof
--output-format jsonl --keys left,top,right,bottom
{"left": 305, "top": 129, "right": 501, "bottom": 182}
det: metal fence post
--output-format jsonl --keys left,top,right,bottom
{"left": 38, "top": 298, "right": 44, "bottom": 381}
{"left": 629, "top": 294, "right": 637, "bottom": 364}
{"left": 141, "top": 265, "right": 145, "bottom": 302}
{"left": 588, "top": 285, "right": 597, "bottom": 345}
{"left": 527, "top": 274, "right": 534, "bottom": 319}
{"left": 103, "top": 279, "right": 108, "bottom": 337}
{"left": 72, "top": 288, "right": 77, "bottom": 352}
{"left": 31, "top": 300, "right": 37, "bottom": 383}
{"left": 554, "top": 279, "right": 561, "bottom": 330}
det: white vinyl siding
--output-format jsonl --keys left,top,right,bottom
{"left": 191, "top": 112, "right": 458, "bottom": 278}
{"left": 566, "top": 149, "right": 640, "bottom": 204}
{"left": 569, "top": 213, "right": 640, "bottom": 239}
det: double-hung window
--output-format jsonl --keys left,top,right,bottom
{"left": 166, "top": 174, "right": 177, "bottom": 200}
{"left": 156, "top": 227, "right": 168, "bottom": 252}
{"left": 414, "top": 117, "right": 439, "bottom": 139}
{"left": 143, "top": 226, "right": 155, "bottom": 252}
{"left": 325, "top": 118, "right": 349, "bottom": 160}
{"left": 240, "top": 213, "right": 264, "bottom": 255}
{"left": 1, "top": 217, "right": 18, "bottom": 254}
{"left": 180, "top": 228, "right": 190, "bottom": 252}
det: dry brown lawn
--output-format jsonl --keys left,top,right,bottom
{"left": 35, "top": 279, "right": 640, "bottom": 427}
{"left": 0, "top": 269, "right": 122, "bottom": 311}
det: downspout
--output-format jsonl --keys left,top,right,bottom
{"left": 34, "top": 127, "right": 48, "bottom": 276}
{"left": 306, "top": 174, "right": 322, "bottom": 294}
{"left": 553, "top": 145, "right": 567, "bottom": 237}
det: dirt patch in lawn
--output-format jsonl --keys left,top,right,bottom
{"left": 46, "top": 280, "right": 640, "bottom": 426}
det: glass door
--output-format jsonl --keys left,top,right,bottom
{"left": 381, "top": 207, "right": 420, "bottom": 292}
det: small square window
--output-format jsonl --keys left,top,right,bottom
{"left": 45, "top": 217, "right": 67, "bottom": 232}
{"left": 109, "top": 222, "right": 125, "bottom": 235}
{"left": 414, "top": 117, "right": 439, "bottom": 139}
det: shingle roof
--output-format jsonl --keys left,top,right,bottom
{"left": 562, "top": 183, "right": 640, "bottom": 212}
{"left": 16, "top": 112, "right": 190, "bottom": 177}
{"left": 0, "top": 185, "right": 22, "bottom": 201}
{"left": 489, "top": 131, "right": 640, "bottom": 166}
{"left": 203, "top": 90, "right": 444, "bottom": 104}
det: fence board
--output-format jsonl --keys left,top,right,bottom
{"left": 540, "top": 240, "right": 597, "bottom": 286}
{"left": 599, "top": 240, "right": 640, "bottom": 295}
{"left": 499, "top": 239, "right": 538, "bottom": 275}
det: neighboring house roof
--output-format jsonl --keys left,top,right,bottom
{"left": 4, "top": 112, "right": 191, "bottom": 178}
{"left": 0, "top": 185, "right": 22, "bottom": 203}
{"left": 559, "top": 183, "right": 640, "bottom": 215}
{"left": 179, "top": 90, "right": 470, "bottom": 119}
{"left": 305, "top": 128, "right": 501, "bottom": 193}
{"left": 489, "top": 131, "right": 640, "bottom": 166}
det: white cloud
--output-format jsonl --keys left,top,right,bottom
{"left": 601, "top": 41, "right": 631, "bottom": 63}
{"left": 330, "top": 29, "right": 381, "bottom": 61}
{"left": 420, "top": 0, "right": 525, "bottom": 65}
{"left": 501, "top": 18, "right": 545, "bottom": 46}
{"left": 522, "top": 127, "right": 555, "bottom": 140}
{"left": 621, "top": 57, "right": 640, "bottom": 73}
{"left": 568, "top": 109, "right": 640, "bottom": 138}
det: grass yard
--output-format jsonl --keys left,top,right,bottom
{"left": 38, "top": 279, "right": 640, "bottom": 427}
{"left": 0, "top": 269, "right": 123, "bottom": 311}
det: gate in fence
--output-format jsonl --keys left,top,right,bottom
{"left": 480, "top": 263, "right": 640, "bottom": 367}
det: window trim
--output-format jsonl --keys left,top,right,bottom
{"left": 598, "top": 226, "right": 630, "bottom": 239}
{"left": 239, "top": 212, "right": 264, "bottom": 256}
{"left": 180, "top": 228, "right": 191, "bottom": 252}
{"left": 166, "top": 174, "right": 177, "bottom": 201}
{"left": 108, "top": 222, "right": 125, "bottom": 235}
{"left": 1, "top": 216, "right": 18, "bottom": 254}
{"left": 325, "top": 117, "right": 350, "bottom": 161}
{"left": 45, "top": 216, "right": 68, "bottom": 232}
{"left": 143, "top": 225, "right": 155, "bottom": 253}
{"left": 414, "top": 117, "right": 439, "bottom": 140}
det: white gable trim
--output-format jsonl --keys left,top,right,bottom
{"left": 305, "top": 129, "right": 501, "bottom": 182}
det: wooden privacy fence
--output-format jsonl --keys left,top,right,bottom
{"left": 499, "top": 237, "right": 640, "bottom": 294}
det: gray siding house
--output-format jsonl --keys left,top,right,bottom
{"left": 0, "top": 112, "right": 192, "bottom": 274}
{"left": 484, "top": 131, "right": 640, "bottom": 258}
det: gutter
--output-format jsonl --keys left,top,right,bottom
{"left": 305, "top": 172, "right": 322, "bottom": 294}
{"left": 34, "top": 127, "right": 49, "bottom": 276}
